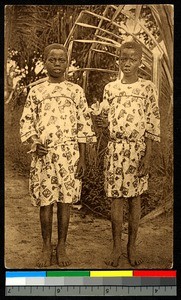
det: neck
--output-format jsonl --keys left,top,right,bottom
{"left": 121, "top": 74, "right": 138, "bottom": 84}
{"left": 48, "top": 74, "right": 65, "bottom": 83}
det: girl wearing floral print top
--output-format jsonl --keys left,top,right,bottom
{"left": 20, "top": 44, "right": 96, "bottom": 268}
{"left": 95, "top": 41, "right": 160, "bottom": 267}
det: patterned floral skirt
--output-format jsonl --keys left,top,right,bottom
{"left": 29, "top": 141, "right": 82, "bottom": 206}
{"left": 104, "top": 138, "right": 149, "bottom": 198}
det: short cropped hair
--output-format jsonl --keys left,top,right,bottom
{"left": 43, "top": 43, "right": 68, "bottom": 61}
{"left": 120, "top": 41, "right": 142, "bottom": 58}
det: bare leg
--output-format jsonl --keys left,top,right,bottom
{"left": 37, "top": 204, "right": 53, "bottom": 267}
{"left": 127, "top": 196, "right": 142, "bottom": 266}
{"left": 105, "top": 198, "right": 124, "bottom": 267}
{"left": 56, "top": 203, "right": 71, "bottom": 267}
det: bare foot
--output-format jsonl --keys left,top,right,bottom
{"left": 127, "top": 243, "right": 143, "bottom": 266}
{"left": 104, "top": 250, "right": 121, "bottom": 267}
{"left": 56, "top": 244, "right": 71, "bottom": 267}
{"left": 37, "top": 245, "right": 52, "bottom": 267}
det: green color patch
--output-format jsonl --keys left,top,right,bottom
{"left": 47, "top": 271, "right": 90, "bottom": 277}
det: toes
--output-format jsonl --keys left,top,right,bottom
{"left": 128, "top": 257, "right": 136, "bottom": 266}
{"left": 112, "top": 257, "right": 120, "bottom": 267}
{"left": 37, "top": 259, "right": 51, "bottom": 268}
{"left": 65, "top": 261, "right": 71, "bottom": 267}
{"left": 104, "top": 257, "right": 119, "bottom": 267}
{"left": 37, "top": 250, "right": 52, "bottom": 267}
{"left": 129, "top": 260, "right": 136, "bottom": 266}
{"left": 104, "top": 259, "right": 111, "bottom": 266}
{"left": 135, "top": 258, "right": 143, "bottom": 266}
{"left": 129, "top": 258, "right": 142, "bottom": 266}
{"left": 57, "top": 256, "right": 71, "bottom": 267}
{"left": 104, "top": 260, "right": 109, "bottom": 265}
{"left": 112, "top": 260, "right": 119, "bottom": 267}
{"left": 58, "top": 261, "right": 71, "bottom": 267}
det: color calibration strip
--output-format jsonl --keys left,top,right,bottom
{"left": 5, "top": 270, "right": 177, "bottom": 296}
{"left": 6, "top": 270, "right": 176, "bottom": 285}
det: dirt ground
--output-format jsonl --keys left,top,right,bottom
{"left": 5, "top": 161, "right": 173, "bottom": 270}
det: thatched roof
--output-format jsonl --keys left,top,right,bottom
{"left": 63, "top": 4, "right": 173, "bottom": 93}
{"left": 28, "top": 5, "right": 173, "bottom": 98}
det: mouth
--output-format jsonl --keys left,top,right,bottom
{"left": 53, "top": 68, "right": 62, "bottom": 72}
{"left": 123, "top": 68, "right": 131, "bottom": 72}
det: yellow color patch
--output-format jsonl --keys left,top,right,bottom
{"left": 90, "top": 271, "right": 133, "bottom": 277}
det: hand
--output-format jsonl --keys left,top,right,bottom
{"left": 96, "top": 115, "right": 108, "bottom": 128}
{"left": 90, "top": 100, "right": 101, "bottom": 115}
{"left": 36, "top": 143, "right": 48, "bottom": 157}
{"left": 138, "top": 154, "right": 151, "bottom": 177}
{"left": 75, "top": 158, "right": 86, "bottom": 179}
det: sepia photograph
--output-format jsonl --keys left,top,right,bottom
{"left": 5, "top": 4, "right": 173, "bottom": 269}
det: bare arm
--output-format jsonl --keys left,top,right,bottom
{"left": 138, "top": 137, "right": 153, "bottom": 177}
{"left": 75, "top": 143, "right": 86, "bottom": 179}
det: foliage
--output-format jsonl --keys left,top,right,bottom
{"left": 5, "top": 105, "right": 31, "bottom": 175}
{"left": 5, "top": 5, "right": 101, "bottom": 103}
{"left": 5, "top": 5, "right": 162, "bottom": 107}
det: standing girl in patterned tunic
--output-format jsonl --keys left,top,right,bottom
{"left": 94, "top": 41, "right": 160, "bottom": 267}
{"left": 20, "top": 44, "right": 96, "bottom": 267}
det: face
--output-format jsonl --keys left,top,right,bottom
{"left": 44, "top": 49, "right": 68, "bottom": 78}
{"left": 119, "top": 48, "right": 141, "bottom": 77}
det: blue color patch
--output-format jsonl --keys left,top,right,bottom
{"left": 6, "top": 271, "right": 46, "bottom": 278}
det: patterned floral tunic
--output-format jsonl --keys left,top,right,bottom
{"left": 101, "top": 78, "right": 160, "bottom": 198}
{"left": 20, "top": 80, "right": 96, "bottom": 206}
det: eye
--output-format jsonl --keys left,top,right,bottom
{"left": 48, "top": 58, "right": 54, "bottom": 63}
{"left": 59, "top": 59, "right": 66, "bottom": 63}
{"left": 120, "top": 58, "right": 127, "bottom": 63}
{"left": 120, "top": 57, "right": 138, "bottom": 63}
{"left": 130, "top": 58, "right": 138, "bottom": 63}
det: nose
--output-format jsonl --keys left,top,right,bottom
{"left": 124, "top": 59, "right": 131, "bottom": 67}
{"left": 54, "top": 59, "right": 61, "bottom": 66}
